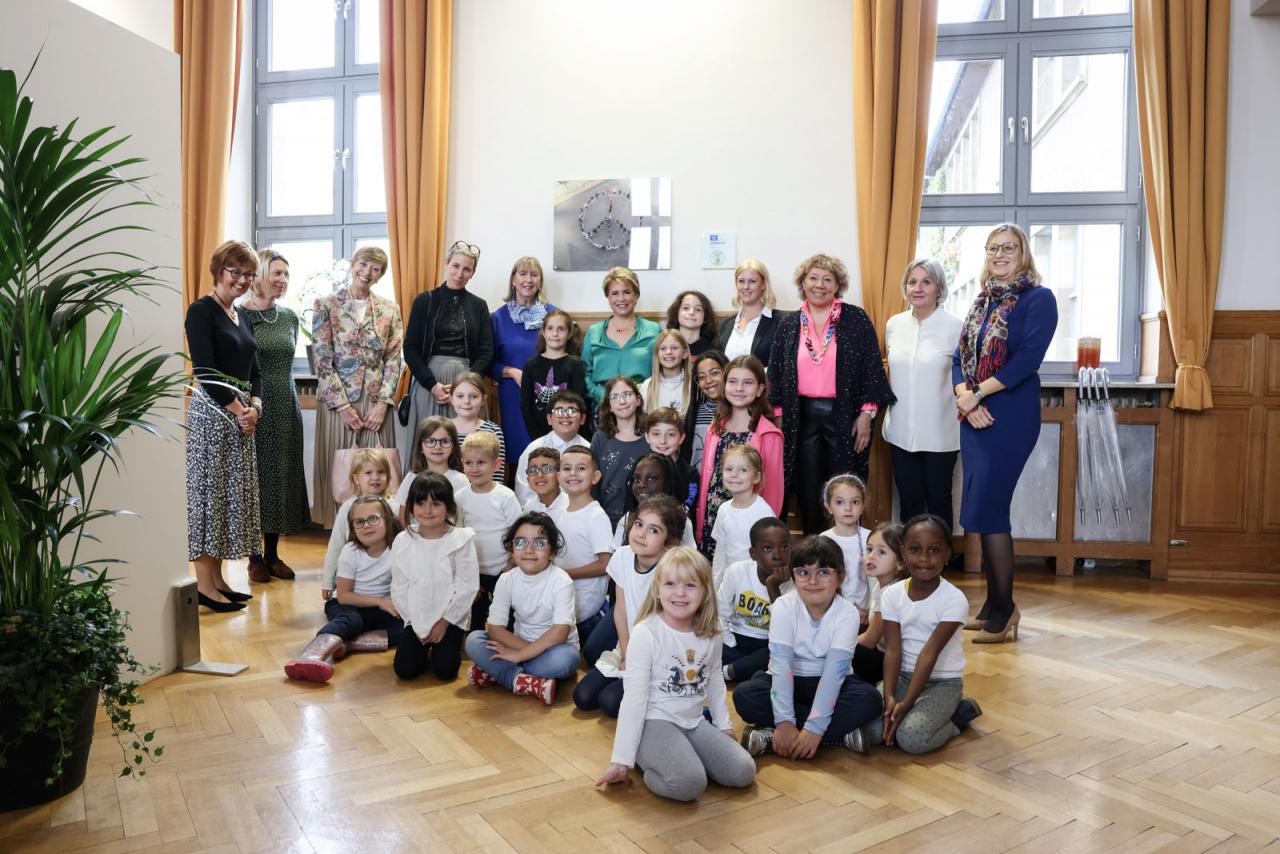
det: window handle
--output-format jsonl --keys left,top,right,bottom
{"left": 1007, "top": 117, "right": 1014, "bottom": 143}
{"left": 1020, "top": 116, "right": 1030, "bottom": 143}
{"left": 341, "top": 148, "right": 351, "bottom": 171}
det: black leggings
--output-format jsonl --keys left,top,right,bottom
{"left": 393, "top": 622, "right": 465, "bottom": 681}
{"left": 572, "top": 667, "right": 624, "bottom": 718}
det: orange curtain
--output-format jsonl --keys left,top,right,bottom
{"left": 1133, "top": 0, "right": 1229, "bottom": 411}
{"left": 173, "top": 0, "right": 244, "bottom": 309}
{"left": 852, "top": 0, "right": 938, "bottom": 351}
{"left": 380, "top": 0, "right": 453, "bottom": 313}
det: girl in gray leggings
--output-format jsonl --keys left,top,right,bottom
{"left": 596, "top": 547, "right": 756, "bottom": 801}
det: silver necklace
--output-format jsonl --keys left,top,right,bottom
{"left": 247, "top": 299, "right": 280, "bottom": 324}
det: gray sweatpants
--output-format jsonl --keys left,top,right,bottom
{"left": 634, "top": 718, "right": 756, "bottom": 802}
{"left": 865, "top": 672, "right": 964, "bottom": 754}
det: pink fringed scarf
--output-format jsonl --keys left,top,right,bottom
{"left": 958, "top": 274, "right": 1033, "bottom": 388}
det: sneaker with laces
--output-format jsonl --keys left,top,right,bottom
{"left": 843, "top": 727, "right": 869, "bottom": 755}
{"left": 740, "top": 725, "right": 774, "bottom": 757}
{"left": 467, "top": 664, "right": 497, "bottom": 689}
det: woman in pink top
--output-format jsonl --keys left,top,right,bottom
{"left": 767, "top": 254, "right": 892, "bottom": 534}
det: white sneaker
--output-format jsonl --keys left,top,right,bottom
{"left": 740, "top": 726, "right": 774, "bottom": 757}
{"left": 843, "top": 727, "right": 869, "bottom": 755}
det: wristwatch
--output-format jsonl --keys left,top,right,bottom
{"left": 972, "top": 387, "right": 986, "bottom": 403}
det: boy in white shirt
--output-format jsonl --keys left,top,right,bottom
{"left": 454, "top": 431, "right": 522, "bottom": 632}
{"left": 514, "top": 390, "right": 590, "bottom": 505}
{"left": 523, "top": 447, "right": 568, "bottom": 513}
{"left": 550, "top": 445, "right": 616, "bottom": 663}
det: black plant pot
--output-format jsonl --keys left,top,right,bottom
{"left": 0, "top": 687, "right": 98, "bottom": 811}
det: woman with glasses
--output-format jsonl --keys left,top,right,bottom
{"left": 311, "top": 245, "right": 404, "bottom": 528}
{"left": 580, "top": 267, "right": 661, "bottom": 414}
{"left": 882, "top": 258, "right": 964, "bottom": 532}
{"left": 490, "top": 256, "right": 557, "bottom": 470}
{"left": 400, "top": 240, "right": 495, "bottom": 472}
{"left": 768, "top": 254, "right": 893, "bottom": 535}
{"left": 952, "top": 224, "right": 1058, "bottom": 644}
{"left": 185, "top": 241, "right": 264, "bottom": 612}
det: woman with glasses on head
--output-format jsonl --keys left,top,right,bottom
{"left": 580, "top": 267, "right": 661, "bottom": 415}
{"left": 311, "top": 245, "right": 404, "bottom": 528}
{"left": 185, "top": 240, "right": 264, "bottom": 611}
{"left": 241, "top": 249, "right": 310, "bottom": 584}
{"left": 400, "top": 240, "right": 496, "bottom": 471}
{"left": 952, "top": 224, "right": 1058, "bottom": 644}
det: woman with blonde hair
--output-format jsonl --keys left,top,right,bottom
{"left": 580, "top": 266, "right": 661, "bottom": 411}
{"left": 312, "top": 245, "right": 404, "bottom": 528}
{"left": 490, "top": 256, "right": 557, "bottom": 470}
{"left": 720, "top": 258, "right": 785, "bottom": 364}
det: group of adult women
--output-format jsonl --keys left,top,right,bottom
{"left": 186, "top": 225, "right": 1055, "bottom": 639}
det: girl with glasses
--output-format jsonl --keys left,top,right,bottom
{"left": 591, "top": 376, "right": 650, "bottom": 527}
{"left": 396, "top": 416, "right": 469, "bottom": 506}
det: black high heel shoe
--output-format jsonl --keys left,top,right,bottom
{"left": 198, "top": 592, "right": 246, "bottom": 612}
{"left": 218, "top": 588, "right": 252, "bottom": 602}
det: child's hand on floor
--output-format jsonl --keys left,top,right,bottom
{"left": 595, "top": 763, "right": 630, "bottom": 787}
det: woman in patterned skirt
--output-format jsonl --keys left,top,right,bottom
{"left": 185, "top": 240, "right": 264, "bottom": 612}
{"left": 311, "top": 246, "right": 404, "bottom": 528}
{"left": 242, "top": 249, "right": 311, "bottom": 583}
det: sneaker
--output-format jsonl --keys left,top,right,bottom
{"left": 951, "top": 697, "right": 983, "bottom": 732}
{"left": 740, "top": 725, "right": 774, "bottom": 757}
{"left": 843, "top": 727, "right": 869, "bottom": 755}
{"left": 467, "top": 664, "right": 497, "bottom": 689}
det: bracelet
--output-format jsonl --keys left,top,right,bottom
{"left": 973, "top": 387, "right": 986, "bottom": 403}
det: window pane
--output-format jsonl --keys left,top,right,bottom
{"left": 938, "top": 0, "right": 1004, "bottom": 24}
{"left": 1029, "top": 222, "right": 1122, "bottom": 362}
{"left": 1034, "top": 0, "right": 1129, "bottom": 18}
{"left": 355, "top": 0, "right": 380, "bottom": 65}
{"left": 1030, "top": 52, "right": 1128, "bottom": 193}
{"left": 269, "top": 0, "right": 335, "bottom": 72}
{"left": 354, "top": 236, "right": 395, "bottom": 303}
{"left": 268, "top": 98, "right": 336, "bottom": 217}
{"left": 918, "top": 223, "right": 996, "bottom": 317}
{"left": 926, "top": 59, "right": 1003, "bottom": 195}
{"left": 263, "top": 238, "right": 339, "bottom": 359}
{"left": 354, "top": 94, "right": 386, "bottom": 214}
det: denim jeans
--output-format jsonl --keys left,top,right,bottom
{"left": 464, "top": 631, "right": 581, "bottom": 690}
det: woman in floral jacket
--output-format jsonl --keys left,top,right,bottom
{"left": 311, "top": 246, "right": 404, "bottom": 527}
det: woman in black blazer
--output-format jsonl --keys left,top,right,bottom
{"left": 719, "top": 258, "right": 784, "bottom": 365}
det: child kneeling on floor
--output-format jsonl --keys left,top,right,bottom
{"left": 596, "top": 546, "right": 755, "bottom": 801}
{"left": 464, "top": 512, "right": 580, "bottom": 705}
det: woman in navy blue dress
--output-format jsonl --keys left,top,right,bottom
{"left": 952, "top": 224, "right": 1058, "bottom": 643}
{"left": 491, "top": 256, "right": 556, "bottom": 473}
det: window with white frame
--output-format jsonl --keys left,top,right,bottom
{"left": 921, "top": 0, "right": 1141, "bottom": 376}
{"left": 254, "top": 0, "right": 390, "bottom": 364}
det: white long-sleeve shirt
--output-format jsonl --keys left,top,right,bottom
{"left": 390, "top": 526, "right": 479, "bottom": 633}
{"left": 882, "top": 308, "right": 964, "bottom": 453}
{"left": 610, "top": 615, "right": 729, "bottom": 768}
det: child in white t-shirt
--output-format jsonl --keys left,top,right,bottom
{"left": 453, "top": 431, "right": 522, "bottom": 632}
{"left": 595, "top": 547, "right": 755, "bottom": 802}
{"left": 819, "top": 473, "right": 872, "bottom": 617}
{"left": 464, "top": 512, "right": 580, "bottom": 705}
{"left": 522, "top": 446, "right": 567, "bottom": 513}
{"left": 513, "top": 389, "right": 590, "bottom": 505}
{"left": 717, "top": 517, "right": 791, "bottom": 683}
{"left": 322, "top": 449, "right": 399, "bottom": 601}
{"left": 550, "top": 446, "right": 615, "bottom": 659}
{"left": 709, "top": 445, "right": 774, "bottom": 586}
{"left": 396, "top": 415, "right": 468, "bottom": 508}
{"left": 732, "top": 536, "right": 883, "bottom": 758}
{"left": 853, "top": 523, "right": 906, "bottom": 685}
{"left": 852, "top": 515, "right": 982, "bottom": 754}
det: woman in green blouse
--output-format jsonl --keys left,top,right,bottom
{"left": 580, "top": 266, "right": 661, "bottom": 412}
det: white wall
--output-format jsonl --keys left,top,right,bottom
{"left": 448, "top": 0, "right": 858, "bottom": 314}
{"left": 66, "top": 0, "right": 172, "bottom": 49}
{"left": 1217, "top": 1, "right": 1280, "bottom": 309}
{"left": 2, "top": 0, "right": 186, "bottom": 675}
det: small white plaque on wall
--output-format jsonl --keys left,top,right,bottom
{"left": 700, "top": 232, "right": 736, "bottom": 269}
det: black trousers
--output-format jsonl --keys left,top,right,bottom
{"left": 393, "top": 622, "right": 465, "bottom": 681}
{"left": 732, "top": 671, "right": 882, "bottom": 741}
{"left": 852, "top": 643, "right": 885, "bottom": 686}
{"left": 722, "top": 633, "right": 770, "bottom": 682}
{"left": 796, "top": 397, "right": 842, "bottom": 535}
{"left": 572, "top": 667, "right": 624, "bottom": 718}
{"left": 470, "top": 574, "right": 500, "bottom": 634}
{"left": 890, "top": 444, "right": 958, "bottom": 528}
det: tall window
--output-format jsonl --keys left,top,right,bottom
{"left": 254, "top": 0, "right": 390, "bottom": 360}
{"left": 922, "top": 0, "right": 1141, "bottom": 376}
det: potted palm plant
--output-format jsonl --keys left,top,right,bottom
{"left": 0, "top": 64, "right": 185, "bottom": 809}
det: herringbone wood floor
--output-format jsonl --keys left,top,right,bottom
{"left": 4, "top": 532, "right": 1280, "bottom": 853}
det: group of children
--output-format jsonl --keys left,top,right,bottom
{"left": 285, "top": 392, "right": 985, "bottom": 800}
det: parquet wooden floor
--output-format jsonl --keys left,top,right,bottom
{"left": 4, "top": 532, "right": 1280, "bottom": 853}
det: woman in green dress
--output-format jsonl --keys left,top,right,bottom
{"left": 243, "top": 249, "right": 311, "bottom": 583}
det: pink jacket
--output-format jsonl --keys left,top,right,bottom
{"left": 695, "top": 414, "right": 785, "bottom": 542}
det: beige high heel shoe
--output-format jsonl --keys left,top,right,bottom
{"left": 971, "top": 607, "right": 1020, "bottom": 644}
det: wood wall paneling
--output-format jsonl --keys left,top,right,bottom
{"left": 1174, "top": 407, "right": 1250, "bottom": 531}
{"left": 1261, "top": 408, "right": 1280, "bottom": 533}
{"left": 1204, "top": 334, "right": 1254, "bottom": 394}
{"left": 1266, "top": 335, "right": 1280, "bottom": 395}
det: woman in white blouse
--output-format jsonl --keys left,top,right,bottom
{"left": 718, "top": 258, "right": 783, "bottom": 365}
{"left": 882, "top": 258, "right": 964, "bottom": 527}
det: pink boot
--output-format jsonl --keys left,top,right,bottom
{"left": 467, "top": 664, "right": 498, "bottom": 689}
{"left": 284, "top": 634, "right": 346, "bottom": 683}
{"left": 512, "top": 673, "right": 555, "bottom": 705}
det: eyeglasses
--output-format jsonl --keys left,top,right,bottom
{"left": 985, "top": 243, "right": 1020, "bottom": 256}
{"left": 222, "top": 266, "right": 258, "bottom": 281}
{"left": 352, "top": 515, "right": 384, "bottom": 529}
{"left": 512, "top": 536, "right": 549, "bottom": 551}
{"left": 609, "top": 390, "right": 636, "bottom": 402}
{"left": 551, "top": 406, "right": 581, "bottom": 417}
{"left": 526, "top": 463, "right": 558, "bottom": 476}
{"left": 422, "top": 437, "right": 453, "bottom": 448}
{"left": 448, "top": 240, "right": 481, "bottom": 259}
{"left": 793, "top": 566, "right": 837, "bottom": 580}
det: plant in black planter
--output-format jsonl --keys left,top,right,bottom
{"left": 0, "top": 64, "right": 186, "bottom": 809}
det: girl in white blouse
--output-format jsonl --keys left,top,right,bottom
{"left": 390, "top": 473, "right": 479, "bottom": 682}
{"left": 881, "top": 258, "right": 964, "bottom": 528}
{"left": 595, "top": 547, "right": 756, "bottom": 801}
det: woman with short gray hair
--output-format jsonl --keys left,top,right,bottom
{"left": 882, "top": 258, "right": 964, "bottom": 527}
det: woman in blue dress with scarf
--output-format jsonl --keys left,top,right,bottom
{"left": 952, "top": 223, "right": 1058, "bottom": 644}
{"left": 491, "top": 256, "right": 556, "bottom": 469}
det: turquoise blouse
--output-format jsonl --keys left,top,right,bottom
{"left": 580, "top": 316, "right": 662, "bottom": 407}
